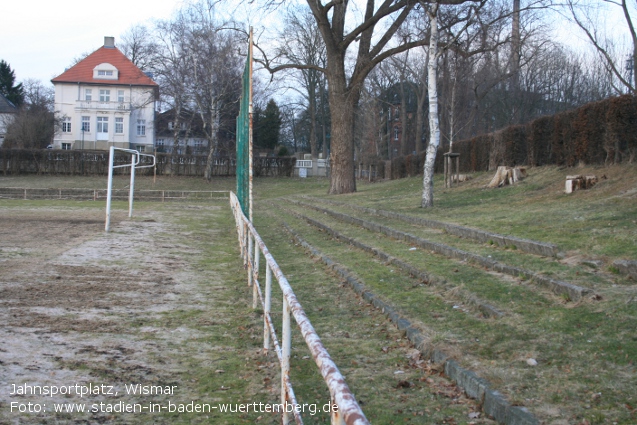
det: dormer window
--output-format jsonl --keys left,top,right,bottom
{"left": 93, "top": 63, "right": 118, "bottom": 80}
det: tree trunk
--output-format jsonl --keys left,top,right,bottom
{"left": 328, "top": 92, "right": 357, "bottom": 194}
{"left": 422, "top": 3, "right": 440, "bottom": 208}
{"left": 327, "top": 62, "right": 357, "bottom": 194}
{"left": 204, "top": 99, "right": 220, "bottom": 181}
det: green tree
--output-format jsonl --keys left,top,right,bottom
{"left": 256, "top": 99, "right": 282, "bottom": 150}
{"left": 0, "top": 60, "right": 25, "bottom": 106}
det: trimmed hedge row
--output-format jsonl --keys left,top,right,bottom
{"left": 0, "top": 149, "right": 296, "bottom": 177}
{"left": 383, "top": 95, "right": 636, "bottom": 179}
{"left": 456, "top": 94, "right": 637, "bottom": 172}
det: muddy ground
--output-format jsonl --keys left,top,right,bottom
{"left": 0, "top": 203, "right": 279, "bottom": 425}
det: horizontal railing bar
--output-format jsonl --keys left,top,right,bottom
{"left": 230, "top": 192, "right": 368, "bottom": 425}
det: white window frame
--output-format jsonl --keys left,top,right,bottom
{"left": 136, "top": 119, "right": 146, "bottom": 136}
{"left": 61, "top": 143, "right": 72, "bottom": 150}
{"left": 62, "top": 118, "right": 72, "bottom": 133}
{"left": 81, "top": 116, "right": 90, "bottom": 132}
{"left": 115, "top": 117, "right": 124, "bottom": 134}
{"left": 85, "top": 89, "right": 92, "bottom": 102}
{"left": 98, "top": 70, "right": 113, "bottom": 76}
{"left": 97, "top": 117, "right": 109, "bottom": 133}
{"left": 117, "top": 90, "right": 125, "bottom": 103}
{"left": 99, "top": 90, "right": 110, "bottom": 102}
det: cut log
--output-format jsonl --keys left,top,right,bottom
{"left": 452, "top": 174, "right": 473, "bottom": 183}
{"left": 565, "top": 175, "right": 598, "bottom": 193}
{"left": 488, "top": 166, "right": 526, "bottom": 188}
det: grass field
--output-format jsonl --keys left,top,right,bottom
{"left": 1, "top": 163, "right": 635, "bottom": 424}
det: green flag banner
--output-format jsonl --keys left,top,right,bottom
{"left": 236, "top": 29, "right": 252, "bottom": 218}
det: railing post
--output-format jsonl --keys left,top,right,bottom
{"left": 247, "top": 232, "right": 254, "bottom": 289}
{"left": 243, "top": 222, "right": 249, "bottom": 265}
{"left": 253, "top": 242, "right": 259, "bottom": 309}
{"left": 264, "top": 263, "right": 272, "bottom": 352}
{"left": 281, "top": 297, "right": 291, "bottom": 425}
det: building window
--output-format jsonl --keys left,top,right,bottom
{"left": 99, "top": 90, "right": 110, "bottom": 102}
{"left": 98, "top": 70, "right": 113, "bottom": 76}
{"left": 156, "top": 139, "right": 164, "bottom": 146}
{"left": 81, "top": 116, "right": 90, "bottom": 132}
{"left": 62, "top": 118, "right": 72, "bottom": 133}
{"left": 97, "top": 117, "right": 109, "bottom": 133}
{"left": 61, "top": 143, "right": 71, "bottom": 150}
{"left": 85, "top": 89, "right": 92, "bottom": 101}
{"left": 137, "top": 119, "right": 146, "bottom": 136}
{"left": 115, "top": 117, "right": 124, "bottom": 134}
{"left": 194, "top": 140, "right": 203, "bottom": 148}
{"left": 394, "top": 127, "right": 399, "bottom": 141}
{"left": 117, "top": 90, "right": 125, "bottom": 103}
{"left": 136, "top": 145, "right": 146, "bottom": 153}
{"left": 168, "top": 122, "right": 174, "bottom": 130}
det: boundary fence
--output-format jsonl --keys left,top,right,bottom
{"left": 0, "top": 149, "right": 296, "bottom": 178}
{"left": 0, "top": 187, "right": 228, "bottom": 202}
{"left": 229, "top": 192, "right": 368, "bottom": 425}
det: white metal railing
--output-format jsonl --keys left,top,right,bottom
{"left": 77, "top": 101, "right": 130, "bottom": 111}
{"left": 295, "top": 160, "right": 313, "bottom": 168}
{"left": 317, "top": 159, "right": 328, "bottom": 168}
{"left": 229, "top": 192, "right": 369, "bottom": 425}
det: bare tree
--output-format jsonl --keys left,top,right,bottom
{"left": 277, "top": 8, "right": 327, "bottom": 158}
{"left": 119, "top": 24, "right": 160, "bottom": 72}
{"left": 566, "top": 0, "right": 637, "bottom": 94}
{"left": 4, "top": 80, "right": 59, "bottom": 149}
{"left": 254, "top": 0, "right": 480, "bottom": 194}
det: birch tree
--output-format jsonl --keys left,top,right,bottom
{"left": 421, "top": 2, "right": 441, "bottom": 208}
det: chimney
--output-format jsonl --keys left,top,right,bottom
{"left": 104, "top": 36, "right": 115, "bottom": 48}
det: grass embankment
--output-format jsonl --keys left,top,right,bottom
{"left": 246, "top": 164, "right": 636, "bottom": 425}
{"left": 3, "top": 164, "right": 635, "bottom": 424}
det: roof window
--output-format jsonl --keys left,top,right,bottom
{"left": 93, "top": 63, "right": 118, "bottom": 80}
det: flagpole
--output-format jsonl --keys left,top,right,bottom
{"left": 248, "top": 27, "right": 254, "bottom": 222}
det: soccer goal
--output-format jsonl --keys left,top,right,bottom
{"left": 105, "top": 146, "right": 156, "bottom": 232}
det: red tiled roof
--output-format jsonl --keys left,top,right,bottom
{"left": 52, "top": 46, "right": 158, "bottom": 88}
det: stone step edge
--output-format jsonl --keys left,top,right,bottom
{"left": 291, "top": 199, "right": 592, "bottom": 302}
{"left": 300, "top": 195, "right": 560, "bottom": 258}
{"left": 282, "top": 223, "right": 539, "bottom": 425}
{"left": 292, "top": 211, "right": 504, "bottom": 319}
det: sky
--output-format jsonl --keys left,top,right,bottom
{"left": 1, "top": 0, "right": 184, "bottom": 85}
{"left": 1, "top": 0, "right": 634, "bottom": 89}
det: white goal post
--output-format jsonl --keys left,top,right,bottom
{"left": 105, "top": 146, "right": 156, "bottom": 232}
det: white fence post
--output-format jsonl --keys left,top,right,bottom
{"left": 253, "top": 242, "right": 259, "bottom": 309}
{"left": 281, "top": 297, "right": 292, "bottom": 425}
{"left": 264, "top": 263, "right": 272, "bottom": 351}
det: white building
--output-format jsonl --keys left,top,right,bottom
{"left": 51, "top": 36, "right": 158, "bottom": 152}
{"left": 0, "top": 93, "right": 18, "bottom": 147}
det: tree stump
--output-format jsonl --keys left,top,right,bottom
{"left": 487, "top": 166, "right": 527, "bottom": 188}
{"left": 565, "top": 175, "right": 599, "bottom": 194}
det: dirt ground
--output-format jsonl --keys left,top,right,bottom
{"left": 0, "top": 204, "right": 273, "bottom": 424}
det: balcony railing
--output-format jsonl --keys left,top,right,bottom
{"left": 76, "top": 101, "right": 131, "bottom": 111}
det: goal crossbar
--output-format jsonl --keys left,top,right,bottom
{"left": 105, "top": 146, "right": 156, "bottom": 232}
